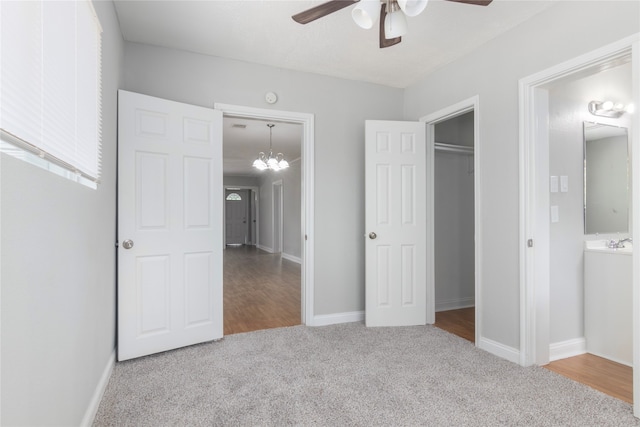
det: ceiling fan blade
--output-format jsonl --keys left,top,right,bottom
{"left": 379, "top": 3, "right": 401, "bottom": 49}
{"left": 445, "top": 0, "right": 493, "bottom": 5}
{"left": 292, "top": 0, "right": 360, "bottom": 24}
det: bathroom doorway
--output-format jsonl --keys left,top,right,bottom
{"left": 543, "top": 61, "right": 633, "bottom": 403}
{"left": 519, "top": 36, "right": 639, "bottom": 413}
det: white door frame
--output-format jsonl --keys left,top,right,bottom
{"left": 272, "top": 180, "right": 283, "bottom": 253}
{"left": 224, "top": 185, "right": 259, "bottom": 246}
{"left": 215, "top": 103, "right": 314, "bottom": 326}
{"left": 519, "top": 34, "right": 640, "bottom": 416}
{"left": 420, "top": 96, "right": 481, "bottom": 345}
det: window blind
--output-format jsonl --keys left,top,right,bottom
{"left": 0, "top": 0, "right": 103, "bottom": 183}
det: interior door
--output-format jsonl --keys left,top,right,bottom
{"left": 365, "top": 120, "right": 427, "bottom": 327}
{"left": 117, "top": 90, "right": 223, "bottom": 361}
{"left": 225, "top": 190, "right": 248, "bottom": 245}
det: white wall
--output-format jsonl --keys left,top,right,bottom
{"left": 403, "top": 1, "right": 639, "bottom": 349}
{"left": 0, "top": 1, "right": 123, "bottom": 425}
{"left": 122, "top": 43, "right": 404, "bottom": 315}
{"left": 257, "top": 159, "right": 302, "bottom": 259}
{"left": 547, "top": 63, "right": 632, "bottom": 345}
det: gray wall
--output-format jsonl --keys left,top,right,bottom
{"left": 257, "top": 159, "right": 302, "bottom": 258}
{"left": 0, "top": 1, "right": 123, "bottom": 425}
{"left": 122, "top": 43, "right": 404, "bottom": 315}
{"left": 547, "top": 63, "right": 632, "bottom": 345}
{"left": 403, "top": 0, "right": 639, "bottom": 349}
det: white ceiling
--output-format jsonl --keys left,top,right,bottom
{"left": 112, "top": 0, "right": 558, "bottom": 176}
{"left": 113, "top": 0, "right": 557, "bottom": 89}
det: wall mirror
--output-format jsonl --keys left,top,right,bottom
{"left": 584, "top": 121, "right": 629, "bottom": 234}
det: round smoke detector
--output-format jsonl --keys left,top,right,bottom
{"left": 265, "top": 92, "right": 278, "bottom": 104}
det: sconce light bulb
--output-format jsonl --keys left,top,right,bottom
{"left": 613, "top": 103, "right": 625, "bottom": 111}
{"left": 601, "top": 101, "right": 614, "bottom": 111}
{"left": 626, "top": 104, "right": 635, "bottom": 114}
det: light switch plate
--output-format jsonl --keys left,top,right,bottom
{"left": 551, "top": 205, "right": 559, "bottom": 223}
{"left": 560, "top": 175, "right": 568, "bottom": 192}
{"left": 550, "top": 176, "right": 558, "bottom": 193}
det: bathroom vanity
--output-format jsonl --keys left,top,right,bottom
{"left": 584, "top": 240, "right": 632, "bottom": 366}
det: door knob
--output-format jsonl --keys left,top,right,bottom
{"left": 369, "top": 232, "right": 377, "bottom": 240}
{"left": 122, "top": 239, "right": 134, "bottom": 249}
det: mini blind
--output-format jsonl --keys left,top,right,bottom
{"left": 0, "top": 0, "right": 103, "bottom": 183}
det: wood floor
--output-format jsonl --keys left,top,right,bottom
{"left": 434, "top": 307, "right": 475, "bottom": 343}
{"left": 434, "top": 307, "right": 633, "bottom": 404}
{"left": 545, "top": 354, "right": 633, "bottom": 404}
{"left": 223, "top": 245, "right": 301, "bottom": 335}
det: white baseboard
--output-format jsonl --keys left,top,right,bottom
{"left": 312, "top": 311, "right": 364, "bottom": 327}
{"left": 585, "top": 350, "right": 633, "bottom": 367}
{"left": 256, "top": 244, "right": 273, "bottom": 253}
{"left": 549, "top": 338, "right": 586, "bottom": 362}
{"left": 435, "top": 297, "right": 475, "bottom": 312}
{"left": 281, "top": 252, "right": 302, "bottom": 264}
{"left": 478, "top": 337, "right": 520, "bottom": 364}
{"left": 81, "top": 349, "right": 115, "bottom": 427}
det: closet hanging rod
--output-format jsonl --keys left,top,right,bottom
{"left": 434, "top": 142, "right": 474, "bottom": 155}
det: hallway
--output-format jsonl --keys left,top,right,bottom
{"left": 223, "top": 245, "right": 301, "bottom": 335}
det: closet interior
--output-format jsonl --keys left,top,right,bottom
{"left": 433, "top": 111, "right": 476, "bottom": 342}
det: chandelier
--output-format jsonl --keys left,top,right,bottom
{"left": 252, "top": 124, "right": 289, "bottom": 171}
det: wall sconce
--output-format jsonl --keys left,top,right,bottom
{"left": 588, "top": 100, "right": 634, "bottom": 118}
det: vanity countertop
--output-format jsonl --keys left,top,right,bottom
{"left": 584, "top": 239, "right": 632, "bottom": 255}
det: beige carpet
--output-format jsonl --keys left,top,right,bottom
{"left": 94, "top": 322, "right": 638, "bottom": 426}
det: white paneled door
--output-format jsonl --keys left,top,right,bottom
{"left": 117, "top": 90, "right": 223, "bottom": 361}
{"left": 225, "top": 190, "right": 248, "bottom": 245}
{"left": 365, "top": 120, "right": 427, "bottom": 327}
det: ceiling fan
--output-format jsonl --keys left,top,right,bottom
{"left": 292, "top": 0, "right": 493, "bottom": 48}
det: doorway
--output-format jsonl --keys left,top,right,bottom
{"left": 220, "top": 108, "right": 309, "bottom": 334}
{"left": 422, "top": 96, "right": 481, "bottom": 345}
{"left": 431, "top": 111, "right": 476, "bottom": 342}
{"left": 519, "top": 35, "right": 639, "bottom": 415}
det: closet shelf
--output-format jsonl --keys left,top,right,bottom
{"left": 435, "top": 142, "right": 474, "bottom": 155}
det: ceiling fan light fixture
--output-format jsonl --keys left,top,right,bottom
{"left": 352, "top": 0, "right": 380, "bottom": 29}
{"left": 397, "top": 0, "right": 428, "bottom": 17}
{"left": 384, "top": 8, "right": 408, "bottom": 39}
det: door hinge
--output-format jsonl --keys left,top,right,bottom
{"left": 305, "top": 234, "right": 308, "bottom": 241}
{"left": 527, "top": 239, "right": 534, "bottom": 248}
{"left": 115, "top": 241, "right": 119, "bottom": 248}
